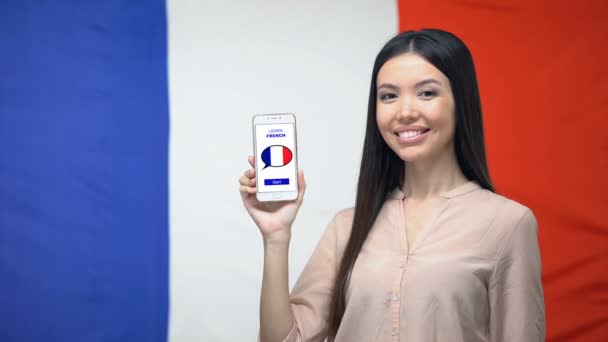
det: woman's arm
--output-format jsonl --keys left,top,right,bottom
{"left": 260, "top": 238, "right": 296, "bottom": 342}
{"left": 259, "top": 213, "right": 343, "bottom": 342}
{"left": 239, "top": 155, "right": 306, "bottom": 342}
{"left": 489, "top": 209, "right": 546, "bottom": 341}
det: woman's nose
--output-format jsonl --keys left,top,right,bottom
{"left": 397, "top": 98, "right": 419, "bottom": 121}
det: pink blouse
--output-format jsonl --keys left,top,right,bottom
{"left": 276, "top": 181, "right": 545, "bottom": 341}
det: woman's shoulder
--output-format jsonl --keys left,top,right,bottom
{"left": 320, "top": 208, "right": 355, "bottom": 245}
{"left": 469, "top": 188, "right": 538, "bottom": 241}
{"left": 461, "top": 188, "right": 539, "bottom": 262}
{"left": 334, "top": 207, "right": 355, "bottom": 223}
{"left": 328, "top": 207, "right": 355, "bottom": 234}
{"left": 474, "top": 188, "right": 535, "bottom": 221}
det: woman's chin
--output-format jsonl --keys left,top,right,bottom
{"left": 397, "top": 151, "right": 428, "bottom": 163}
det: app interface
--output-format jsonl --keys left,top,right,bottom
{"left": 255, "top": 123, "right": 296, "bottom": 193}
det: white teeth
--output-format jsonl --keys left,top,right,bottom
{"left": 399, "top": 130, "right": 423, "bottom": 139}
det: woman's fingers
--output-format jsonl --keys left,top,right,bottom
{"left": 239, "top": 185, "right": 257, "bottom": 195}
{"left": 239, "top": 174, "right": 256, "bottom": 186}
{"left": 296, "top": 169, "right": 306, "bottom": 203}
{"left": 239, "top": 157, "right": 258, "bottom": 198}
{"left": 243, "top": 168, "right": 255, "bottom": 178}
{"left": 240, "top": 168, "right": 255, "bottom": 181}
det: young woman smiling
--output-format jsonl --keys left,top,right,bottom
{"left": 240, "top": 29, "right": 545, "bottom": 342}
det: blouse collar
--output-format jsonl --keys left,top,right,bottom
{"left": 389, "top": 180, "right": 482, "bottom": 200}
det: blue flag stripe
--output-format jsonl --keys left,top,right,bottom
{"left": 0, "top": 1, "right": 169, "bottom": 341}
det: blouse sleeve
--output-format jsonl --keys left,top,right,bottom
{"left": 279, "top": 212, "right": 343, "bottom": 342}
{"left": 489, "top": 209, "right": 546, "bottom": 341}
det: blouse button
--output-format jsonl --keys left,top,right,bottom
{"left": 392, "top": 328, "right": 399, "bottom": 336}
{"left": 392, "top": 295, "right": 400, "bottom": 302}
{"left": 399, "top": 261, "right": 405, "bottom": 268}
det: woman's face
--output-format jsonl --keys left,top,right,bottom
{"left": 376, "top": 53, "right": 457, "bottom": 164}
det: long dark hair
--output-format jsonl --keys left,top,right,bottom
{"left": 326, "top": 28, "right": 495, "bottom": 341}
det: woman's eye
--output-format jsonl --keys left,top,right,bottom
{"left": 379, "top": 93, "right": 397, "bottom": 101}
{"left": 419, "top": 90, "right": 436, "bottom": 98}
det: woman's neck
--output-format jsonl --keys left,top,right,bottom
{"left": 402, "top": 148, "right": 469, "bottom": 200}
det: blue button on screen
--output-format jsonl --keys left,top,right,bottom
{"left": 264, "top": 178, "right": 290, "bottom": 186}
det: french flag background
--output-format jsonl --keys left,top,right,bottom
{"left": 1, "top": 1, "right": 606, "bottom": 341}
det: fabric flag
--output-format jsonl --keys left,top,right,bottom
{"left": 1, "top": 1, "right": 606, "bottom": 341}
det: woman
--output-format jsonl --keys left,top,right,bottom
{"left": 239, "top": 29, "right": 545, "bottom": 342}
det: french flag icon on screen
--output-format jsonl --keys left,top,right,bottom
{"left": 261, "top": 145, "right": 293, "bottom": 169}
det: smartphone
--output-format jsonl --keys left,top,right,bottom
{"left": 252, "top": 113, "right": 299, "bottom": 202}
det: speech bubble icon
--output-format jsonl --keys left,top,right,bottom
{"left": 261, "top": 145, "right": 293, "bottom": 170}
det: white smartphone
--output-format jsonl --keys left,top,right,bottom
{"left": 252, "top": 113, "right": 299, "bottom": 202}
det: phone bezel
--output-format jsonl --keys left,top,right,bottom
{"left": 252, "top": 113, "right": 299, "bottom": 202}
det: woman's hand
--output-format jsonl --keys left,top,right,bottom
{"left": 239, "top": 155, "right": 307, "bottom": 243}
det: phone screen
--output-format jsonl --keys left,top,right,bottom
{"left": 255, "top": 122, "right": 297, "bottom": 193}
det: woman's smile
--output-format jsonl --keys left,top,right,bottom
{"left": 395, "top": 126, "right": 431, "bottom": 144}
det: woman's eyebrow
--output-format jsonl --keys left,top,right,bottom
{"left": 377, "top": 79, "right": 442, "bottom": 91}
{"left": 414, "top": 78, "right": 441, "bottom": 88}
{"left": 377, "top": 83, "right": 399, "bottom": 91}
